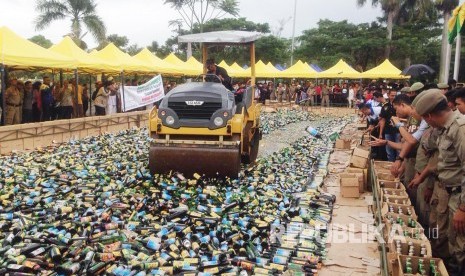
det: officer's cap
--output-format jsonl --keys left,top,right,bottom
{"left": 415, "top": 91, "right": 447, "bottom": 116}
{"left": 409, "top": 82, "right": 425, "bottom": 92}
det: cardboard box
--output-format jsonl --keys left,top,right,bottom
{"left": 384, "top": 213, "right": 421, "bottom": 229}
{"left": 356, "top": 123, "right": 367, "bottom": 130}
{"left": 341, "top": 186, "right": 360, "bottom": 198}
{"left": 340, "top": 174, "right": 360, "bottom": 198}
{"left": 387, "top": 253, "right": 401, "bottom": 276}
{"left": 374, "top": 161, "right": 393, "bottom": 171}
{"left": 378, "top": 180, "right": 404, "bottom": 190}
{"left": 350, "top": 155, "right": 368, "bottom": 169}
{"left": 389, "top": 236, "right": 432, "bottom": 257}
{"left": 377, "top": 172, "right": 398, "bottom": 182}
{"left": 376, "top": 180, "right": 404, "bottom": 194}
{"left": 397, "top": 255, "right": 447, "bottom": 276}
{"left": 384, "top": 196, "right": 411, "bottom": 206}
{"left": 381, "top": 188, "right": 409, "bottom": 201}
{"left": 346, "top": 167, "right": 368, "bottom": 191}
{"left": 341, "top": 172, "right": 364, "bottom": 193}
{"left": 353, "top": 146, "right": 370, "bottom": 159}
{"left": 382, "top": 203, "right": 418, "bottom": 221}
{"left": 384, "top": 223, "right": 426, "bottom": 241}
{"left": 335, "top": 138, "right": 351, "bottom": 149}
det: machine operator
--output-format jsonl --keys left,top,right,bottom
{"left": 205, "top": 58, "right": 234, "bottom": 91}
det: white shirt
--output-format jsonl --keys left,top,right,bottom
{"left": 348, "top": 88, "right": 354, "bottom": 100}
{"left": 412, "top": 119, "right": 429, "bottom": 141}
{"left": 108, "top": 94, "right": 117, "bottom": 106}
{"left": 367, "top": 106, "right": 382, "bottom": 123}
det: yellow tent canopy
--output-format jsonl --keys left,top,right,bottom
{"left": 235, "top": 60, "right": 282, "bottom": 78}
{"left": 163, "top": 53, "right": 199, "bottom": 76}
{"left": 218, "top": 60, "right": 249, "bottom": 78}
{"left": 218, "top": 60, "right": 231, "bottom": 70}
{"left": 250, "top": 60, "right": 282, "bottom": 78}
{"left": 229, "top": 62, "right": 249, "bottom": 78}
{"left": 133, "top": 48, "right": 182, "bottom": 75}
{"left": 91, "top": 43, "right": 153, "bottom": 73}
{"left": 185, "top": 56, "right": 203, "bottom": 75}
{"left": 0, "top": 26, "right": 75, "bottom": 70}
{"left": 50, "top": 36, "right": 118, "bottom": 73}
{"left": 282, "top": 60, "right": 318, "bottom": 78}
{"left": 318, "top": 59, "right": 361, "bottom": 79}
{"left": 361, "top": 59, "right": 410, "bottom": 79}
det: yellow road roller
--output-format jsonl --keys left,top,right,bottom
{"left": 148, "top": 31, "right": 262, "bottom": 178}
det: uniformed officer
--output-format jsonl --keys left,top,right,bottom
{"left": 412, "top": 90, "right": 450, "bottom": 261}
{"left": 5, "top": 78, "right": 22, "bottom": 125}
{"left": 409, "top": 90, "right": 439, "bottom": 234}
{"left": 407, "top": 82, "right": 424, "bottom": 102}
{"left": 400, "top": 86, "right": 410, "bottom": 94}
{"left": 438, "top": 83, "right": 449, "bottom": 94}
{"left": 416, "top": 91, "right": 465, "bottom": 274}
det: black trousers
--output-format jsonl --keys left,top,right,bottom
{"left": 60, "top": 106, "right": 73, "bottom": 119}
{"left": 95, "top": 106, "right": 106, "bottom": 116}
{"left": 22, "top": 109, "right": 33, "bottom": 123}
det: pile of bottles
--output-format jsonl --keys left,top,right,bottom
{"left": 404, "top": 257, "right": 442, "bottom": 275}
{"left": 0, "top": 115, "right": 351, "bottom": 275}
{"left": 388, "top": 205, "right": 413, "bottom": 216}
{"left": 260, "top": 110, "right": 315, "bottom": 134}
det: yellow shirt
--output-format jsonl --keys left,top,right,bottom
{"left": 74, "top": 84, "right": 83, "bottom": 104}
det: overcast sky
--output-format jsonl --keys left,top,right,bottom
{"left": 0, "top": 0, "right": 391, "bottom": 50}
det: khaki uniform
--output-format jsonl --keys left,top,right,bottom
{"left": 289, "top": 86, "right": 296, "bottom": 103}
{"left": 414, "top": 127, "right": 450, "bottom": 259}
{"left": 414, "top": 127, "right": 434, "bottom": 228}
{"left": 403, "top": 116, "right": 421, "bottom": 207}
{"left": 5, "top": 86, "right": 22, "bottom": 125}
{"left": 437, "top": 111, "right": 465, "bottom": 273}
{"left": 307, "top": 87, "right": 315, "bottom": 106}
{"left": 321, "top": 87, "right": 329, "bottom": 107}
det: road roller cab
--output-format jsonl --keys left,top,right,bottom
{"left": 149, "top": 31, "right": 262, "bottom": 178}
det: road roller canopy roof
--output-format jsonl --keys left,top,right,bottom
{"left": 178, "top": 31, "right": 263, "bottom": 44}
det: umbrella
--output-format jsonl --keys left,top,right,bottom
{"left": 401, "top": 64, "right": 435, "bottom": 77}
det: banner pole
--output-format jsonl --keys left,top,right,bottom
{"left": 74, "top": 69, "right": 79, "bottom": 118}
{"left": 121, "top": 71, "right": 126, "bottom": 112}
{"left": 89, "top": 74, "right": 92, "bottom": 116}
{"left": 1, "top": 64, "right": 5, "bottom": 126}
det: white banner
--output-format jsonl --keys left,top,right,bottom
{"left": 120, "top": 74, "right": 165, "bottom": 112}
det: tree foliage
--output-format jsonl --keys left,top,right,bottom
{"left": 296, "top": 20, "right": 387, "bottom": 71}
{"left": 163, "top": 0, "right": 239, "bottom": 32}
{"left": 105, "top": 34, "right": 130, "bottom": 50}
{"left": 390, "top": 18, "right": 441, "bottom": 70}
{"left": 29, "top": 35, "right": 53, "bottom": 48}
{"left": 296, "top": 18, "right": 440, "bottom": 72}
{"left": 34, "top": 0, "right": 106, "bottom": 49}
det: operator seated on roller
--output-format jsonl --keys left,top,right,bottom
{"left": 205, "top": 58, "right": 234, "bottom": 91}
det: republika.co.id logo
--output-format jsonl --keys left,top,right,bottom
{"left": 185, "top": 100, "right": 204, "bottom": 106}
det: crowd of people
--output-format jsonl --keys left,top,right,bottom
{"left": 251, "top": 80, "right": 373, "bottom": 108}
{"left": 360, "top": 79, "right": 465, "bottom": 274}
{"left": 0, "top": 76, "right": 138, "bottom": 125}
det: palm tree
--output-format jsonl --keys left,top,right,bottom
{"left": 164, "top": 0, "right": 239, "bottom": 32}
{"left": 34, "top": 0, "right": 106, "bottom": 48}
{"left": 357, "top": 0, "right": 403, "bottom": 58}
{"left": 436, "top": 0, "right": 459, "bottom": 81}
